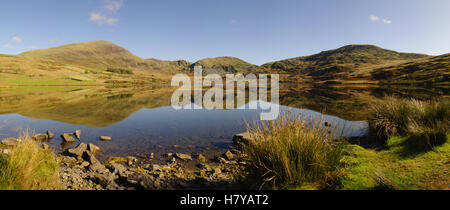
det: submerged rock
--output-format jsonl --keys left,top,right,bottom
{"left": 100, "top": 136, "right": 112, "bottom": 141}
{"left": 175, "top": 153, "right": 192, "bottom": 161}
{"left": 1, "top": 137, "right": 20, "bottom": 146}
{"left": 61, "top": 133, "right": 76, "bottom": 142}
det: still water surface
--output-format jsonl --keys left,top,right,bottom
{"left": 0, "top": 85, "right": 446, "bottom": 159}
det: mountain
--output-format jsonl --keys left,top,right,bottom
{"left": 262, "top": 45, "right": 430, "bottom": 81}
{"left": 1, "top": 41, "right": 447, "bottom": 86}
{"left": 190, "top": 56, "right": 259, "bottom": 74}
{"left": 20, "top": 40, "right": 150, "bottom": 71}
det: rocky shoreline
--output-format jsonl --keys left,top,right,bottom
{"left": 1, "top": 131, "right": 251, "bottom": 190}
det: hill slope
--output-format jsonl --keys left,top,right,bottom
{"left": 371, "top": 53, "right": 450, "bottom": 85}
{"left": 20, "top": 40, "right": 151, "bottom": 71}
{"left": 190, "top": 56, "right": 259, "bottom": 74}
{"left": 263, "top": 45, "right": 430, "bottom": 81}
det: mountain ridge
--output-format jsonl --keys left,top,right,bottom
{"left": 1, "top": 41, "right": 447, "bottom": 85}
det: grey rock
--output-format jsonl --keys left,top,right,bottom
{"left": 47, "top": 131, "right": 55, "bottom": 139}
{"left": 233, "top": 132, "right": 252, "bottom": 148}
{"left": 100, "top": 136, "right": 112, "bottom": 141}
{"left": 32, "top": 133, "right": 49, "bottom": 141}
{"left": 110, "top": 163, "right": 127, "bottom": 175}
{"left": 151, "top": 164, "right": 161, "bottom": 171}
{"left": 0, "top": 149, "right": 12, "bottom": 155}
{"left": 81, "top": 161, "right": 90, "bottom": 168}
{"left": 87, "top": 143, "right": 101, "bottom": 156}
{"left": 94, "top": 173, "right": 115, "bottom": 186}
{"left": 61, "top": 133, "right": 76, "bottom": 142}
{"left": 68, "top": 143, "right": 87, "bottom": 160}
{"left": 74, "top": 130, "right": 82, "bottom": 140}
{"left": 223, "top": 150, "right": 234, "bottom": 160}
{"left": 1, "top": 137, "right": 20, "bottom": 146}
{"left": 197, "top": 154, "right": 207, "bottom": 162}
{"left": 175, "top": 153, "right": 192, "bottom": 161}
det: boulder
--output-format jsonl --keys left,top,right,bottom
{"left": 88, "top": 143, "right": 101, "bottom": 156}
{"left": 232, "top": 132, "right": 252, "bottom": 148}
{"left": 223, "top": 150, "right": 234, "bottom": 160}
{"left": 61, "top": 133, "right": 76, "bottom": 142}
{"left": 32, "top": 134, "right": 49, "bottom": 141}
{"left": 74, "top": 130, "right": 82, "bottom": 140}
{"left": 68, "top": 143, "right": 88, "bottom": 161}
{"left": 109, "top": 163, "right": 127, "bottom": 175}
{"left": 47, "top": 131, "right": 55, "bottom": 139}
{"left": 213, "top": 167, "right": 222, "bottom": 175}
{"left": 1, "top": 137, "right": 20, "bottom": 146}
{"left": 175, "top": 153, "right": 192, "bottom": 161}
{"left": 150, "top": 164, "right": 162, "bottom": 171}
{"left": 100, "top": 136, "right": 112, "bottom": 141}
{"left": 0, "top": 149, "right": 12, "bottom": 155}
{"left": 93, "top": 173, "right": 115, "bottom": 186}
{"left": 197, "top": 154, "right": 207, "bottom": 162}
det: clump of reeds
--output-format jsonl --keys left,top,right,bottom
{"left": 0, "top": 131, "right": 59, "bottom": 190}
{"left": 242, "top": 113, "right": 344, "bottom": 189}
{"left": 368, "top": 97, "right": 449, "bottom": 147}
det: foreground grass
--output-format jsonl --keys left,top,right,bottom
{"left": 242, "top": 114, "right": 344, "bottom": 189}
{"left": 242, "top": 96, "right": 448, "bottom": 190}
{"left": 340, "top": 134, "right": 449, "bottom": 190}
{"left": 0, "top": 135, "right": 59, "bottom": 190}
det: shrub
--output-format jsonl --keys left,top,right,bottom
{"left": 242, "top": 114, "right": 344, "bottom": 189}
{"left": 0, "top": 133, "right": 59, "bottom": 190}
{"left": 106, "top": 68, "right": 134, "bottom": 75}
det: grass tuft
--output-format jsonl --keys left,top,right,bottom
{"left": 242, "top": 113, "right": 344, "bottom": 189}
{"left": 0, "top": 132, "right": 59, "bottom": 190}
{"left": 368, "top": 97, "right": 449, "bottom": 147}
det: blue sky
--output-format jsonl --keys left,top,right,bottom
{"left": 1, "top": 0, "right": 449, "bottom": 65}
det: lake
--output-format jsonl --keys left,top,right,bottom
{"left": 0, "top": 84, "right": 447, "bottom": 160}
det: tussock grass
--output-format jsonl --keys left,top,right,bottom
{"left": 0, "top": 132, "right": 59, "bottom": 190}
{"left": 242, "top": 114, "right": 344, "bottom": 189}
{"left": 368, "top": 97, "right": 449, "bottom": 147}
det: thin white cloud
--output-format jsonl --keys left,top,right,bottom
{"left": 369, "top": 15, "right": 380, "bottom": 22}
{"left": 2, "top": 44, "right": 14, "bottom": 49}
{"left": 12, "top": 36, "right": 22, "bottom": 43}
{"left": 382, "top": 19, "right": 392, "bottom": 24}
{"left": 90, "top": 12, "right": 119, "bottom": 25}
{"left": 103, "top": 0, "right": 124, "bottom": 13}
{"left": 369, "top": 14, "right": 392, "bottom": 24}
{"left": 90, "top": 0, "right": 123, "bottom": 26}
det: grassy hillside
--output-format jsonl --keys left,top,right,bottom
{"left": 371, "top": 53, "right": 450, "bottom": 85}
{"left": 191, "top": 56, "right": 259, "bottom": 74}
{"left": 20, "top": 41, "right": 148, "bottom": 71}
{"left": 1, "top": 41, "right": 447, "bottom": 85}
{"left": 263, "top": 45, "right": 432, "bottom": 83}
